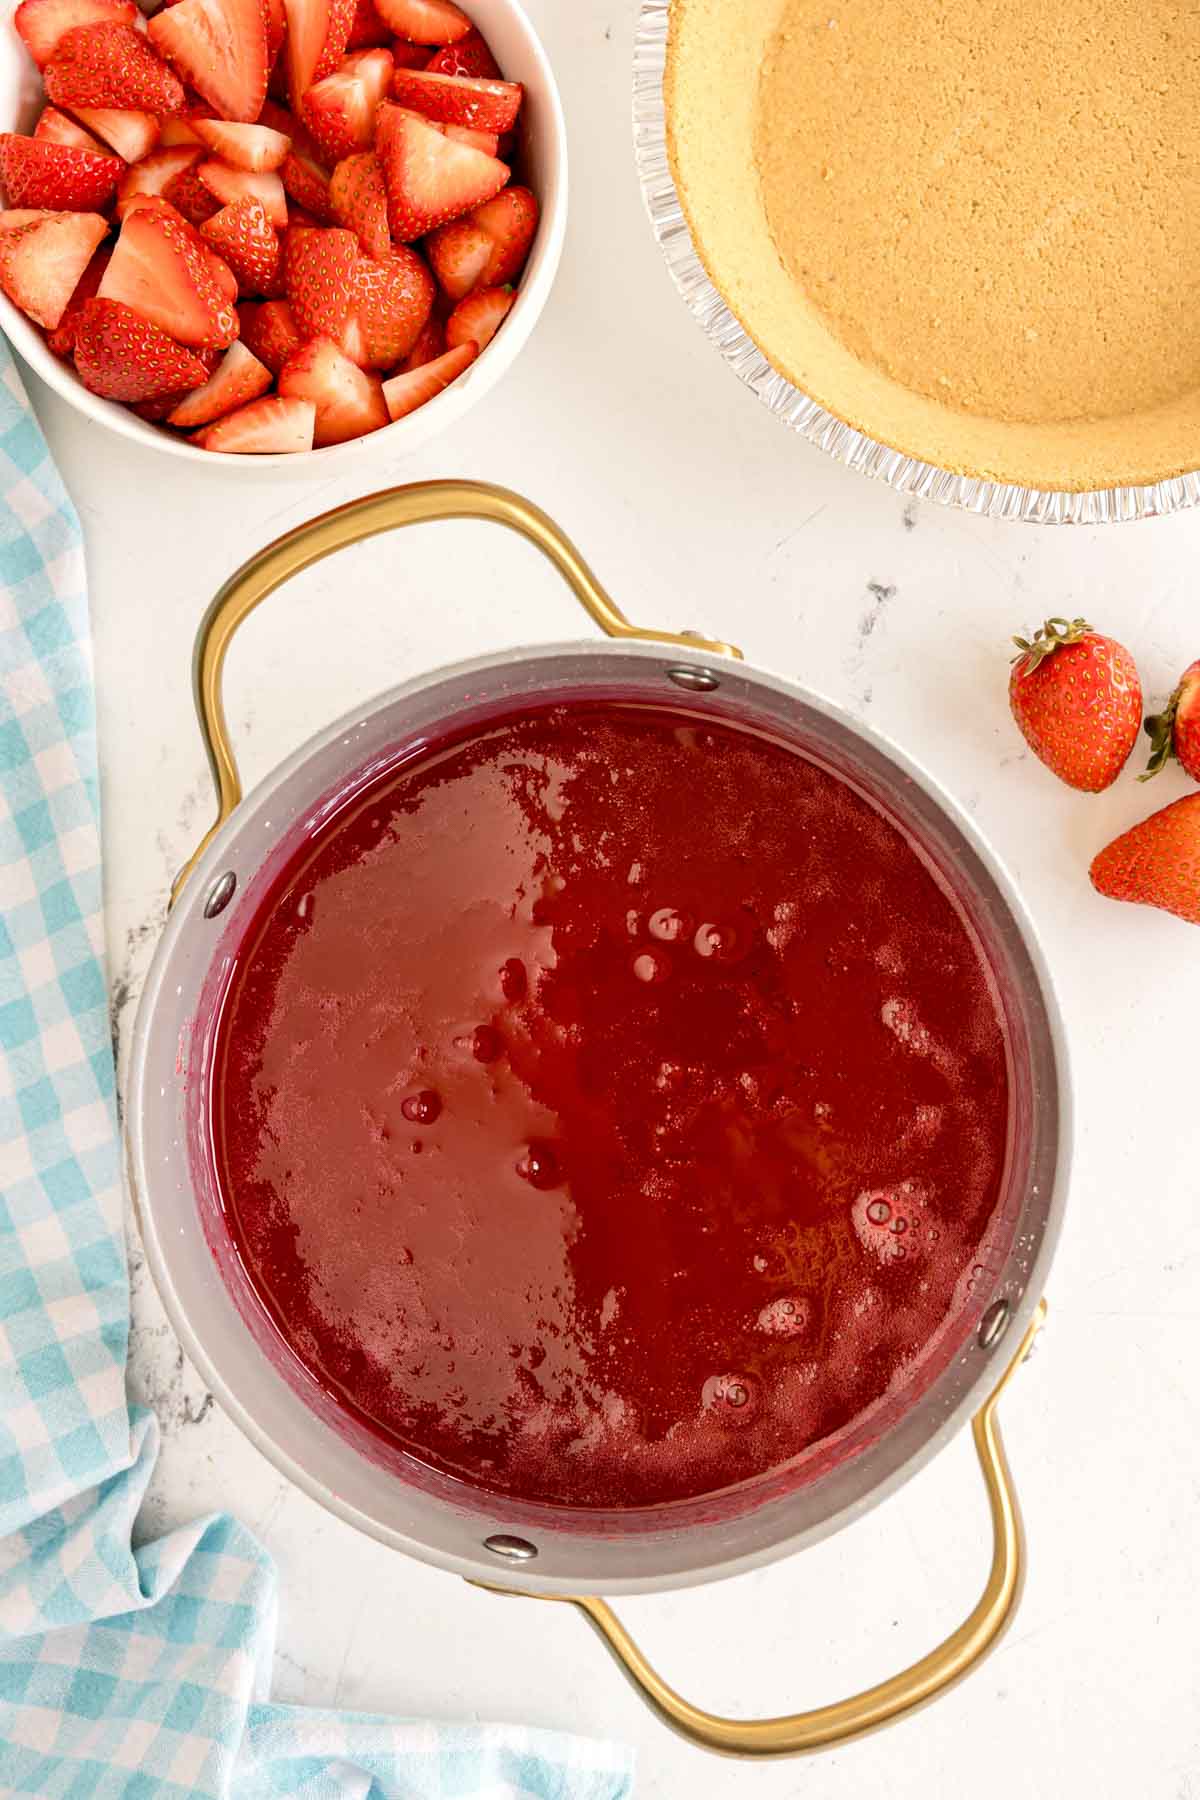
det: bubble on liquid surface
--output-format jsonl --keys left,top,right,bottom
{"left": 401, "top": 1089, "right": 442, "bottom": 1125}
{"left": 649, "top": 906, "right": 690, "bottom": 943}
{"left": 693, "top": 918, "right": 752, "bottom": 963}
{"left": 499, "top": 958, "right": 527, "bottom": 1002}
{"left": 517, "top": 1142, "right": 561, "bottom": 1189}
{"left": 471, "top": 1025, "right": 503, "bottom": 1063}
{"left": 632, "top": 948, "right": 672, "bottom": 984}
{"left": 702, "top": 1372, "right": 759, "bottom": 1423}
{"left": 853, "top": 1180, "right": 927, "bottom": 1264}
{"left": 756, "top": 1294, "right": 812, "bottom": 1338}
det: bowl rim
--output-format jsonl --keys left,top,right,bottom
{"left": 633, "top": 0, "right": 1200, "bottom": 525}
{"left": 0, "top": 0, "right": 568, "bottom": 471}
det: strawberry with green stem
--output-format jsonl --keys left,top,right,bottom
{"left": 1142, "top": 660, "right": 1200, "bottom": 784}
{"left": 1009, "top": 616, "right": 1142, "bottom": 793}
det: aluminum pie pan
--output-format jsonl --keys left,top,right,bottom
{"left": 633, "top": 0, "right": 1200, "bottom": 525}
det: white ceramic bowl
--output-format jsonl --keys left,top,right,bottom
{"left": 0, "top": 0, "right": 567, "bottom": 469}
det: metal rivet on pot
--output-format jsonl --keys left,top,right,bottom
{"left": 203, "top": 871, "right": 237, "bottom": 919}
{"left": 667, "top": 666, "right": 720, "bottom": 693}
{"left": 978, "top": 1298, "right": 1012, "bottom": 1350}
{"left": 484, "top": 1534, "right": 538, "bottom": 1562}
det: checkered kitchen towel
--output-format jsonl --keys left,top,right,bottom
{"left": 0, "top": 337, "right": 634, "bottom": 1800}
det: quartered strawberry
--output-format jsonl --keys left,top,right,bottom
{"left": 425, "top": 28, "right": 499, "bottom": 79}
{"left": 1091, "top": 793, "right": 1200, "bottom": 927}
{"left": 375, "top": 0, "right": 469, "bottom": 44}
{"left": 425, "top": 214, "right": 488, "bottom": 300}
{"left": 444, "top": 279, "right": 510, "bottom": 351}
{"left": 398, "top": 309, "right": 442, "bottom": 368}
{"left": 390, "top": 68, "right": 521, "bottom": 133}
{"left": 1143, "top": 660, "right": 1200, "bottom": 786}
{"left": 282, "top": 0, "right": 331, "bottom": 109}
{"left": 73, "top": 294, "right": 210, "bottom": 398}
{"left": 46, "top": 241, "right": 109, "bottom": 352}
{"left": 345, "top": 0, "right": 389, "bottom": 47}
{"left": 381, "top": 335, "right": 472, "bottom": 418}
{"left": 162, "top": 163, "right": 222, "bottom": 224}
{"left": 44, "top": 24, "right": 186, "bottom": 114}
{"left": 236, "top": 295, "right": 302, "bottom": 370}
{"left": 375, "top": 104, "right": 507, "bottom": 240}
{"left": 346, "top": 241, "right": 433, "bottom": 366}
{"left": 113, "top": 192, "right": 237, "bottom": 301}
{"left": 15, "top": 0, "right": 137, "bottom": 69}
{"left": 166, "top": 337, "right": 271, "bottom": 424}
{"left": 342, "top": 46, "right": 394, "bottom": 104}
{"left": 280, "top": 148, "right": 334, "bottom": 219}
{"left": 73, "top": 108, "right": 160, "bottom": 163}
{"left": 0, "top": 208, "right": 56, "bottom": 228}
{"left": 1009, "top": 617, "right": 1142, "bottom": 792}
{"left": 0, "top": 208, "right": 108, "bottom": 327}
{"left": 34, "top": 106, "right": 105, "bottom": 153}
{"left": 328, "top": 149, "right": 389, "bottom": 257}
{"left": 464, "top": 184, "right": 536, "bottom": 285}
{"left": 192, "top": 119, "right": 292, "bottom": 171}
{"left": 391, "top": 40, "right": 429, "bottom": 69}
{"left": 201, "top": 196, "right": 283, "bottom": 295}
{"left": 302, "top": 67, "right": 373, "bottom": 165}
{"left": 148, "top": 0, "right": 269, "bottom": 124}
{"left": 264, "top": 0, "right": 285, "bottom": 58}
{"left": 158, "top": 116, "right": 205, "bottom": 146}
{"left": 443, "top": 123, "right": 498, "bottom": 155}
{"left": 313, "top": 0, "right": 356, "bottom": 80}
{"left": 277, "top": 333, "right": 386, "bottom": 442}
{"left": 195, "top": 392, "right": 316, "bottom": 450}
{"left": 116, "top": 145, "right": 200, "bottom": 215}
{"left": 197, "top": 162, "right": 288, "bottom": 228}
{"left": 99, "top": 198, "right": 238, "bottom": 346}
{"left": 285, "top": 221, "right": 357, "bottom": 336}
{"left": 0, "top": 135, "right": 123, "bottom": 209}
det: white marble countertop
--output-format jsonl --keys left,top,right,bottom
{"left": 17, "top": 2, "right": 1200, "bottom": 1792}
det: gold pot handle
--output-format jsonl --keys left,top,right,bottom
{"left": 479, "top": 1299, "right": 1046, "bottom": 1758}
{"left": 173, "top": 479, "right": 742, "bottom": 904}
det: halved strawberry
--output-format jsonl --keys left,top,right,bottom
{"left": 201, "top": 196, "right": 283, "bottom": 295}
{"left": 73, "top": 294, "right": 210, "bottom": 398}
{"left": 197, "top": 162, "right": 288, "bottom": 228}
{"left": 380, "top": 335, "right": 472, "bottom": 417}
{"left": 0, "top": 135, "right": 123, "bottom": 210}
{"left": 390, "top": 68, "right": 521, "bottom": 133}
{"left": 285, "top": 221, "right": 357, "bottom": 336}
{"left": 425, "top": 215, "right": 488, "bottom": 300}
{"left": 470, "top": 185, "right": 537, "bottom": 286}
{"left": 99, "top": 198, "right": 238, "bottom": 346}
{"left": 236, "top": 295, "right": 302, "bottom": 370}
{"left": 375, "top": 0, "right": 468, "bottom": 44}
{"left": 192, "top": 119, "right": 291, "bottom": 171}
{"left": 162, "top": 163, "right": 222, "bottom": 224}
{"left": 282, "top": 0, "right": 331, "bottom": 109}
{"left": 444, "top": 281, "right": 511, "bottom": 351}
{"left": 398, "top": 309, "right": 442, "bottom": 368}
{"left": 313, "top": 0, "right": 356, "bottom": 80}
{"left": 72, "top": 109, "right": 160, "bottom": 163}
{"left": 443, "top": 123, "right": 498, "bottom": 155}
{"left": 117, "top": 145, "right": 200, "bottom": 215}
{"left": 196, "top": 392, "right": 315, "bottom": 449}
{"left": 278, "top": 333, "right": 386, "bottom": 443}
{"left": 281, "top": 148, "right": 334, "bottom": 219}
{"left": 328, "top": 149, "right": 389, "bottom": 257}
{"left": 346, "top": 241, "right": 432, "bottom": 366}
{"left": 46, "top": 241, "right": 109, "bottom": 352}
{"left": 15, "top": 0, "right": 137, "bottom": 69}
{"left": 345, "top": 0, "right": 389, "bottom": 48}
{"left": 35, "top": 106, "right": 106, "bottom": 153}
{"left": 166, "top": 337, "right": 271, "bottom": 424}
{"left": 148, "top": 0, "right": 269, "bottom": 124}
{"left": 45, "top": 24, "right": 186, "bottom": 114}
{"left": 375, "top": 104, "right": 507, "bottom": 241}
{"left": 0, "top": 208, "right": 108, "bottom": 328}
{"left": 159, "top": 116, "right": 205, "bottom": 146}
{"left": 425, "top": 28, "right": 498, "bottom": 79}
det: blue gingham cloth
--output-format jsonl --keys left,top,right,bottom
{"left": 0, "top": 337, "right": 634, "bottom": 1800}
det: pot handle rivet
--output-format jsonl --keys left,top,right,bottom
{"left": 484, "top": 1535, "right": 538, "bottom": 1562}
{"left": 202, "top": 871, "right": 237, "bottom": 919}
{"left": 978, "top": 1297, "right": 1012, "bottom": 1350}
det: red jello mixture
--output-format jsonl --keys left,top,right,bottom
{"left": 210, "top": 700, "right": 1011, "bottom": 1509}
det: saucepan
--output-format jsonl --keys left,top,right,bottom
{"left": 126, "top": 480, "right": 1069, "bottom": 1756}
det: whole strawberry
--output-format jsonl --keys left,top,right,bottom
{"left": 1009, "top": 616, "right": 1142, "bottom": 792}
{"left": 1090, "top": 793, "right": 1200, "bottom": 926}
{"left": 1141, "top": 659, "right": 1200, "bottom": 784}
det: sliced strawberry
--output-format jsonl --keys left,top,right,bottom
{"left": 342, "top": 46, "right": 394, "bottom": 107}
{"left": 398, "top": 309, "right": 442, "bottom": 368}
{"left": 301, "top": 65, "right": 373, "bottom": 165}
{"left": 375, "top": 105, "right": 507, "bottom": 241}
{"left": 73, "top": 294, "right": 210, "bottom": 398}
{"left": 34, "top": 106, "right": 106, "bottom": 153}
{"left": 0, "top": 208, "right": 56, "bottom": 229}
{"left": 443, "top": 123, "right": 498, "bottom": 155}
{"left": 46, "top": 242, "right": 109, "bottom": 351}
{"left": 197, "top": 162, "right": 288, "bottom": 228}
{"left": 259, "top": 99, "right": 315, "bottom": 149}
{"left": 425, "top": 215, "right": 488, "bottom": 300}
{"left": 72, "top": 108, "right": 160, "bottom": 163}
{"left": 122, "top": 193, "right": 239, "bottom": 301}
{"left": 345, "top": 0, "right": 389, "bottom": 47}
{"left": 375, "top": 0, "right": 469, "bottom": 45}
{"left": 313, "top": 0, "right": 356, "bottom": 80}
{"left": 99, "top": 198, "right": 238, "bottom": 345}
{"left": 282, "top": 0, "right": 331, "bottom": 109}
{"left": 236, "top": 294, "right": 302, "bottom": 370}
{"left": 159, "top": 116, "right": 205, "bottom": 146}
{"left": 192, "top": 119, "right": 291, "bottom": 171}
{"left": 15, "top": 0, "right": 137, "bottom": 69}
{"left": 264, "top": 0, "right": 286, "bottom": 58}
{"left": 285, "top": 221, "right": 357, "bottom": 336}
{"left": 162, "top": 163, "right": 222, "bottom": 224}
{"left": 277, "top": 333, "right": 386, "bottom": 443}
{"left": 148, "top": 0, "right": 269, "bottom": 124}
{"left": 381, "top": 335, "right": 472, "bottom": 417}
{"left": 328, "top": 149, "right": 389, "bottom": 257}
{"left": 116, "top": 144, "right": 200, "bottom": 215}
{"left": 201, "top": 196, "right": 283, "bottom": 295}
{"left": 280, "top": 148, "right": 334, "bottom": 219}
{"left": 196, "top": 392, "right": 315, "bottom": 449}
{"left": 45, "top": 24, "right": 186, "bottom": 114}
{"left": 425, "top": 28, "right": 498, "bottom": 79}
{"left": 0, "top": 136, "right": 123, "bottom": 210}
{"left": 470, "top": 185, "right": 537, "bottom": 285}
{"left": 389, "top": 68, "right": 521, "bottom": 133}
{"left": 444, "top": 281, "right": 511, "bottom": 352}
{"left": 166, "top": 337, "right": 271, "bottom": 424}
{"left": 346, "top": 241, "right": 432, "bottom": 366}
{"left": 0, "top": 209, "right": 108, "bottom": 328}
